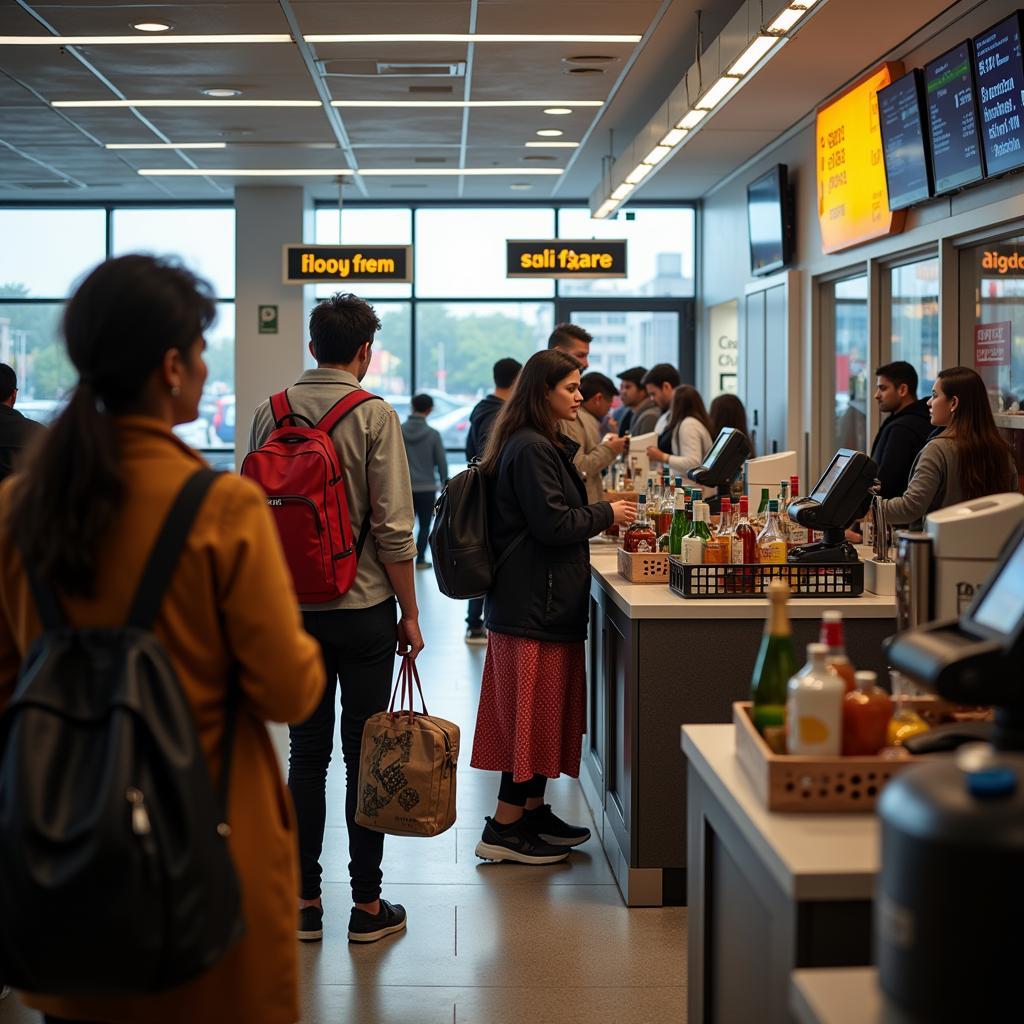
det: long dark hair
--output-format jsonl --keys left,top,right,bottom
{"left": 478, "top": 349, "right": 583, "bottom": 475}
{"left": 709, "top": 393, "right": 749, "bottom": 441}
{"left": 6, "top": 255, "right": 216, "bottom": 596}
{"left": 667, "top": 384, "right": 711, "bottom": 435}
{"left": 935, "top": 366, "right": 1016, "bottom": 500}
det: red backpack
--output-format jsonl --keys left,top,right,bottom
{"left": 241, "top": 387, "right": 381, "bottom": 603}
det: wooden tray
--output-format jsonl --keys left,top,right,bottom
{"left": 617, "top": 547, "right": 668, "bottom": 583}
{"left": 733, "top": 702, "right": 912, "bottom": 813}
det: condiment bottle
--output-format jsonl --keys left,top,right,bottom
{"left": 887, "top": 671, "right": 930, "bottom": 745}
{"left": 819, "top": 609, "right": 856, "bottom": 692}
{"left": 786, "top": 642, "right": 843, "bottom": 756}
{"left": 756, "top": 499, "right": 788, "bottom": 565}
{"left": 752, "top": 580, "right": 798, "bottom": 740}
{"left": 841, "top": 670, "right": 894, "bottom": 756}
{"left": 622, "top": 493, "right": 657, "bottom": 553}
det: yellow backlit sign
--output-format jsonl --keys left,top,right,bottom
{"left": 817, "top": 63, "right": 906, "bottom": 254}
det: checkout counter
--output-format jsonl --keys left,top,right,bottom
{"left": 585, "top": 445, "right": 898, "bottom": 906}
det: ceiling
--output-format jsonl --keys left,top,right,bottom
{"left": 0, "top": 0, "right": 742, "bottom": 202}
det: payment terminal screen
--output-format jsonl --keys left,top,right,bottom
{"left": 812, "top": 455, "right": 850, "bottom": 501}
{"left": 972, "top": 537, "right": 1024, "bottom": 636}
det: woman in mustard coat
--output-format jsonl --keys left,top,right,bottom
{"left": 0, "top": 255, "right": 325, "bottom": 1024}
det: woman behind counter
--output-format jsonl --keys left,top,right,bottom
{"left": 879, "top": 366, "right": 1019, "bottom": 530}
{"left": 646, "top": 383, "right": 714, "bottom": 483}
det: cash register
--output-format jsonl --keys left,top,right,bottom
{"left": 687, "top": 427, "right": 750, "bottom": 492}
{"left": 785, "top": 448, "right": 879, "bottom": 564}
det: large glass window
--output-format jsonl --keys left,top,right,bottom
{"left": 567, "top": 309, "right": 680, "bottom": 378}
{"left": 889, "top": 258, "right": 939, "bottom": 395}
{"left": 314, "top": 207, "right": 412, "bottom": 298}
{"left": 557, "top": 208, "right": 696, "bottom": 298}
{"left": 415, "top": 208, "right": 555, "bottom": 298}
{"left": 832, "top": 275, "right": 869, "bottom": 453}
{"left": 0, "top": 303, "right": 70, "bottom": 419}
{"left": 0, "top": 209, "right": 105, "bottom": 298}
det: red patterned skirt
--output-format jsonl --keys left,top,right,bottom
{"left": 470, "top": 631, "right": 586, "bottom": 783}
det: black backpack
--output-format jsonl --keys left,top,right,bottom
{"left": 0, "top": 469, "right": 245, "bottom": 995}
{"left": 428, "top": 462, "right": 525, "bottom": 600}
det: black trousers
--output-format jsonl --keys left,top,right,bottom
{"left": 289, "top": 599, "right": 397, "bottom": 904}
{"left": 466, "top": 596, "right": 485, "bottom": 629}
{"left": 412, "top": 490, "right": 435, "bottom": 561}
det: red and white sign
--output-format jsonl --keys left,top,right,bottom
{"left": 974, "top": 321, "right": 1012, "bottom": 367}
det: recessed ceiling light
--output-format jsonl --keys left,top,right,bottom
{"left": 510, "top": 183, "right": 533, "bottom": 190}
{"left": 544, "top": 107, "right": 573, "bottom": 115}
{"left": 106, "top": 142, "right": 226, "bottom": 149}
{"left": 525, "top": 141, "right": 579, "bottom": 148}
{"left": 202, "top": 88, "right": 242, "bottom": 98}
{"left": 536, "top": 129, "right": 564, "bottom": 138}
{"left": 131, "top": 21, "right": 172, "bottom": 33}
{"left": 564, "top": 67, "right": 604, "bottom": 75}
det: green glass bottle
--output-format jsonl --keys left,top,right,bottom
{"left": 668, "top": 487, "right": 689, "bottom": 556}
{"left": 758, "top": 487, "right": 771, "bottom": 516}
{"left": 751, "top": 579, "right": 798, "bottom": 737}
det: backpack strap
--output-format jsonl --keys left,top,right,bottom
{"left": 315, "top": 389, "right": 381, "bottom": 436}
{"left": 270, "top": 389, "right": 316, "bottom": 429}
{"left": 126, "top": 469, "right": 222, "bottom": 631}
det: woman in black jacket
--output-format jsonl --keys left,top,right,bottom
{"left": 470, "top": 350, "right": 635, "bottom": 864}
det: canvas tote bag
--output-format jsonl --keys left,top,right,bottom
{"left": 355, "top": 656, "right": 459, "bottom": 837}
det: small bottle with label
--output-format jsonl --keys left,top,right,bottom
{"left": 786, "top": 642, "right": 843, "bottom": 756}
{"left": 842, "top": 671, "right": 893, "bottom": 756}
{"left": 622, "top": 493, "right": 657, "bottom": 553}
{"left": 682, "top": 502, "right": 710, "bottom": 564}
{"left": 704, "top": 499, "right": 732, "bottom": 564}
{"left": 757, "top": 500, "right": 788, "bottom": 565}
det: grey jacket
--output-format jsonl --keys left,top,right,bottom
{"left": 879, "top": 433, "right": 1020, "bottom": 530}
{"left": 401, "top": 415, "right": 448, "bottom": 493}
{"left": 629, "top": 398, "right": 661, "bottom": 437}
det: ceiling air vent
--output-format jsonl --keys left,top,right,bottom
{"left": 413, "top": 156, "right": 447, "bottom": 163}
{"left": 377, "top": 62, "right": 466, "bottom": 78}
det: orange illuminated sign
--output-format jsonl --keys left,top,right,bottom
{"left": 817, "top": 63, "right": 906, "bottom": 254}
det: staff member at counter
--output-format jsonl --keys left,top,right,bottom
{"left": 645, "top": 384, "right": 713, "bottom": 482}
{"left": 878, "top": 366, "right": 1019, "bottom": 530}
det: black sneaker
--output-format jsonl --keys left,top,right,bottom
{"left": 474, "top": 816, "right": 571, "bottom": 865}
{"left": 465, "top": 627, "right": 488, "bottom": 645}
{"left": 415, "top": 560, "right": 432, "bottom": 570}
{"left": 522, "top": 804, "right": 592, "bottom": 847}
{"left": 297, "top": 904, "right": 323, "bottom": 942}
{"left": 348, "top": 899, "right": 407, "bottom": 944}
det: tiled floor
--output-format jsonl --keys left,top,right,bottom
{"left": 1, "top": 569, "right": 687, "bottom": 1023}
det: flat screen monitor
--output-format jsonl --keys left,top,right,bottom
{"left": 747, "top": 165, "right": 792, "bottom": 276}
{"left": 925, "top": 41, "right": 987, "bottom": 193}
{"left": 973, "top": 12, "right": 1024, "bottom": 177}
{"left": 971, "top": 532, "right": 1024, "bottom": 636}
{"left": 704, "top": 429, "right": 733, "bottom": 467}
{"left": 878, "top": 69, "right": 934, "bottom": 209}
{"left": 811, "top": 454, "right": 852, "bottom": 502}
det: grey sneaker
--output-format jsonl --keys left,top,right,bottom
{"left": 348, "top": 899, "right": 407, "bottom": 943}
{"left": 475, "top": 816, "right": 570, "bottom": 865}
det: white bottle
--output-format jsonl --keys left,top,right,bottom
{"left": 682, "top": 502, "right": 708, "bottom": 564}
{"left": 786, "top": 642, "right": 843, "bottom": 756}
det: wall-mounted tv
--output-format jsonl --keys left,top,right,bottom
{"left": 925, "top": 41, "right": 987, "bottom": 194}
{"left": 747, "top": 164, "right": 794, "bottom": 277}
{"left": 973, "top": 12, "right": 1024, "bottom": 178}
{"left": 878, "top": 69, "right": 934, "bottom": 210}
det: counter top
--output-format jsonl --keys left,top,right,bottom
{"left": 791, "top": 969, "right": 912, "bottom": 1024}
{"left": 681, "top": 724, "right": 879, "bottom": 901}
{"left": 590, "top": 543, "right": 898, "bottom": 620}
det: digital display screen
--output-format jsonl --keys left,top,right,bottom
{"left": 747, "top": 166, "right": 788, "bottom": 275}
{"left": 878, "top": 70, "right": 933, "bottom": 209}
{"left": 812, "top": 455, "right": 851, "bottom": 501}
{"left": 925, "top": 41, "right": 986, "bottom": 193}
{"left": 973, "top": 13, "right": 1024, "bottom": 177}
{"left": 972, "top": 535, "right": 1024, "bottom": 635}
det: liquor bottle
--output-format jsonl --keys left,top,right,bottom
{"left": 655, "top": 473, "right": 674, "bottom": 537}
{"left": 841, "top": 670, "right": 894, "bottom": 756}
{"left": 682, "top": 502, "right": 711, "bottom": 564}
{"left": 704, "top": 499, "right": 732, "bottom": 564}
{"left": 756, "top": 500, "right": 788, "bottom": 565}
{"left": 731, "top": 496, "right": 758, "bottom": 564}
{"left": 789, "top": 473, "right": 813, "bottom": 546}
{"left": 622, "top": 493, "right": 657, "bottom": 553}
{"left": 757, "top": 487, "right": 771, "bottom": 516}
{"left": 668, "top": 486, "right": 689, "bottom": 556}
{"left": 819, "top": 610, "right": 856, "bottom": 692}
{"left": 786, "top": 643, "right": 843, "bottom": 756}
{"left": 751, "top": 579, "right": 798, "bottom": 738}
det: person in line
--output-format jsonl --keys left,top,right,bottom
{"left": 464, "top": 357, "right": 522, "bottom": 645}
{"left": 709, "top": 392, "right": 751, "bottom": 506}
{"left": 548, "top": 321, "right": 591, "bottom": 369}
{"left": 470, "top": 350, "right": 635, "bottom": 864}
{"left": 249, "top": 292, "right": 422, "bottom": 947}
{"left": 617, "top": 366, "right": 660, "bottom": 437}
{"left": 562, "top": 371, "right": 627, "bottom": 505}
{"left": 641, "top": 363, "right": 682, "bottom": 435}
{"left": 0, "top": 363, "right": 46, "bottom": 482}
{"left": 401, "top": 393, "right": 448, "bottom": 570}
{"left": 646, "top": 384, "right": 714, "bottom": 481}
{"left": 878, "top": 366, "right": 1019, "bottom": 531}
{"left": 0, "top": 255, "right": 326, "bottom": 1024}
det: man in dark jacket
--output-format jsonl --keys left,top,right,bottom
{"left": 464, "top": 357, "right": 522, "bottom": 643}
{"left": 0, "top": 364, "right": 45, "bottom": 481}
{"left": 616, "top": 366, "right": 660, "bottom": 437}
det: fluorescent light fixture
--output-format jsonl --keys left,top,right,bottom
{"left": 642, "top": 144, "right": 671, "bottom": 166}
{"left": 768, "top": 7, "right": 803, "bottom": 32}
{"left": 536, "top": 129, "right": 564, "bottom": 137}
{"left": 525, "top": 141, "right": 579, "bottom": 148}
{"left": 728, "top": 34, "right": 779, "bottom": 76}
{"left": 106, "top": 142, "right": 227, "bottom": 149}
{"left": 594, "top": 199, "right": 619, "bottom": 219}
{"left": 330, "top": 99, "right": 601, "bottom": 108}
{"left": 695, "top": 75, "right": 739, "bottom": 110}
{"left": 132, "top": 22, "right": 172, "bottom": 32}
{"left": 509, "top": 183, "right": 533, "bottom": 190}
{"left": 610, "top": 182, "right": 634, "bottom": 201}
{"left": 0, "top": 34, "right": 291, "bottom": 45}
{"left": 138, "top": 167, "right": 564, "bottom": 177}
{"left": 544, "top": 107, "right": 573, "bottom": 115}
{"left": 624, "top": 163, "right": 653, "bottom": 185}
{"left": 660, "top": 127, "right": 688, "bottom": 147}
{"left": 306, "top": 34, "right": 642, "bottom": 43}
{"left": 54, "top": 99, "right": 321, "bottom": 108}
{"left": 677, "top": 108, "right": 708, "bottom": 130}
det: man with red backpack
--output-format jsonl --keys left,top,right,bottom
{"left": 247, "top": 293, "right": 421, "bottom": 946}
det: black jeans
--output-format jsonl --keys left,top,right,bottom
{"left": 466, "top": 596, "right": 485, "bottom": 630}
{"left": 412, "top": 490, "right": 435, "bottom": 561}
{"left": 498, "top": 772, "right": 548, "bottom": 806}
{"left": 289, "top": 599, "right": 397, "bottom": 905}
